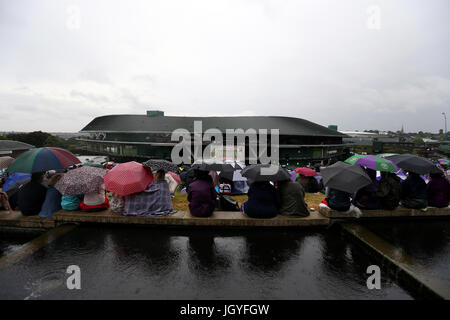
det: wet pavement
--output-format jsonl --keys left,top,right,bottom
{"left": 0, "top": 225, "right": 412, "bottom": 299}
{"left": 0, "top": 231, "right": 43, "bottom": 257}
{"left": 363, "top": 220, "right": 450, "bottom": 283}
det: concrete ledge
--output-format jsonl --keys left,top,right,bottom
{"left": 319, "top": 205, "right": 450, "bottom": 219}
{"left": 0, "top": 211, "right": 55, "bottom": 229}
{"left": 341, "top": 223, "right": 450, "bottom": 300}
{"left": 53, "top": 209, "right": 329, "bottom": 228}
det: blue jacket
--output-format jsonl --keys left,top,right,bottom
{"left": 244, "top": 182, "right": 279, "bottom": 218}
{"left": 39, "top": 186, "right": 62, "bottom": 218}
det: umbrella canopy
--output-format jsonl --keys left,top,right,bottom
{"left": 104, "top": 161, "right": 154, "bottom": 196}
{"left": 241, "top": 164, "right": 290, "bottom": 182}
{"left": 2, "top": 173, "right": 31, "bottom": 192}
{"left": 0, "top": 156, "right": 14, "bottom": 170}
{"left": 191, "top": 159, "right": 234, "bottom": 172}
{"left": 143, "top": 159, "right": 179, "bottom": 172}
{"left": 438, "top": 159, "right": 449, "bottom": 166}
{"left": 54, "top": 166, "right": 106, "bottom": 195}
{"left": 7, "top": 147, "right": 81, "bottom": 173}
{"left": 167, "top": 171, "right": 181, "bottom": 184}
{"left": 294, "top": 167, "right": 318, "bottom": 177}
{"left": 345, "top": 155, "right": 399, "bottom": 173}
{"left": 218, "top": 160, "right": 247, "bottom": 181}
{"left": 321, "top": 161, "right": 372, "bottom": 194}
{"left": 386, "top": 154, "right": 441, "bottom": 175}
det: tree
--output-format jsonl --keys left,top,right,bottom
{"left": 413, "top": 136, "right": 424, "bottom": 145}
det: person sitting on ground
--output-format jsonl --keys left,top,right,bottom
{"left": 17, "top": 172, "right": 47, "bottom": 216}
{"left": 277, "top": 179, "right": 309, "bottom": 217}
{"left": 241, "top": 181, "right": 280, "bottom": 218}
{"left": 38, "top": 173, "right": 64, "bottom": 218}
{"left": 353, "top": 168, "right": 381, "bottom": 210}
{"left": 123, "top": 169, "right": 175, "bottom": 217}
{"left": 61, "top": 194, "right": 83, "bottom": 211}
{"left": 427, "top": 172, "right": 450, "bottom": 208}
{"left": 325, "top": 187, "right": 352, "bottom": 212}
{"left": 400, "top": 171, "right": 428, "bottom": 209}
{"left": 187, "top": 169, "right": 217, "bottom": 217}
{"left": 375, "top": 172, "right": 402, "bottom": 210}
{"left": 79, "top": 183, "right": 109, "bottom": 212}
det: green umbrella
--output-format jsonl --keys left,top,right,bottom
{"left": 344, "top": 155, "right": 399, "bottom": 173}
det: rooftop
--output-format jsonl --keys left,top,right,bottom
{"left": 80, "top": 114, "right": 347, "bottom": 137}
{"left": 0, "top": 140, "right": 35, "bottom": 152}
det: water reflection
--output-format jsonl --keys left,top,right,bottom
{"left": 187, "top": 233, "right": 232, "bottom": 276}
{"left": 239, "top": 230, "right": 304, "bottom": 274}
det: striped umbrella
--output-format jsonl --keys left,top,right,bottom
{"left": 345, "top": 155, "right": 399, "bottom": 173}
{"left": 104, "top": 161, "right": 154, "bottom": 196}
{"left": 7, "top": 147, "right": 81, "bottom": 173}
{"left": 54, "top": 166, "right": 106, "bottom": 195}
{"left": 0, "top": 156, "right": 14, "bottom": 170}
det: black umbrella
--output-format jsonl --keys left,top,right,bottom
{"left": 321, "top": 161, "right": 372, "bottom": 194}
{"left": 218, "top": 161, "right": 246, "bottom": 180}
{"left": 191, "top": 160, "right": 234, "bottom": 172}
{"left": 385, "top": 154, "right": 441, "bottom": 175}
{"left": 241, "top": 164, "right": 290, "bottom": 182}
{"left": 143, "top": 159, "right": 179, "bottom": 173}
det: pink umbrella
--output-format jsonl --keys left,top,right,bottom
{"left": 167, "top": 171, "right": 181, "bottom": 184}
{"left": 294, "top": 167, "right": 318, "bottom": 177}
{"left": 104, "top": 161, "right": 153, "bottom": 196}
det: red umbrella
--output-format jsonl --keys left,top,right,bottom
{"left": 104, "top": 161, "right": 153, "bottom": 196}
{"left": 167, "top": 171, "right": 181, "bottom": 184}
{"left": 294, "top": 167, "right": 318, "bottom": 177}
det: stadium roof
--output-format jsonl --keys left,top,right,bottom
{"left": 0, "top": 140, "right": 35, "bottom": 151}
{"left": 80, "top": 114, "right": 346, "bottom": 137}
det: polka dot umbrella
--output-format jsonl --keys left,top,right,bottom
{"left": 104, "top": 161, "right": 154, "bottom": 196}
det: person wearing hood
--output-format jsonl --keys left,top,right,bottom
{"left": 427, "top": 172, "right": 450, "bottom": 208}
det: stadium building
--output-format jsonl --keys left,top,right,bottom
{"left": 78, "top": 111, "right": 349, "bottom": 168}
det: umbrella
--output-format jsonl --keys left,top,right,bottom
{"left": 294, "top": 167, "right": 318, "bottom": 177}
{"left": 0, "top": 156, "right": 14, "bottom": 170}
{"left": 54, "top": 166, "right": 106, "bottom": 195}
{"left": 386, "top": 154, "right": 441, "bottom": 175}
{"left": 104, "top": 161, "right": 154, "bottom": 196}
{"left": 191, "top": 159, "right": 234, "bottom": 172}
{"left": 143, "top": 159, "right": 179, "bottom": 173}
{"left": 2, "top": 173, "right": 31, "bottom": 192}
{"left": 321, "top": 161, "right": 372, "bottom": 194}
{"left": 241, "top": 164, "right": 291, "bottom": 182}
{"left": 218, "top": 160, "right": 247, "bottom": 181}
{"left": 7, "top": 147, "right": 81, "bottom": 173}
{"left": 167, "top": 171, "right": 182, "bottom": 184}
{"left": 345, "top": 155, "right": 399, "bottom": 173}
{"left": 438, "top": 159, "right": 449, "bottom": 166}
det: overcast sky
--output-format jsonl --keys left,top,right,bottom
{"left": 0, "top": 0, "right": 449, "bottom": 133}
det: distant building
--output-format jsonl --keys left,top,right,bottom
{"left": 0, "top": 140, "right": 35, "bottom": 157}
{"left": 78, "top": 111, "right": 350, "bottom": 168}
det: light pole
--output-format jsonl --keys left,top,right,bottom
{"left": 443, "top": 112, "right": 447, "bottom": 137}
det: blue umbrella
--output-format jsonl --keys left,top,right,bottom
{"left": 2, "top": 173, "right": 31, "bottom": 192}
